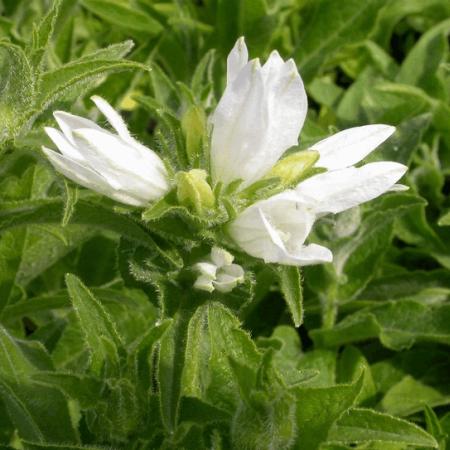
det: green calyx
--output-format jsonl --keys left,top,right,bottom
{"left": 267, "top": 150, "right": 319, "bottom": 186}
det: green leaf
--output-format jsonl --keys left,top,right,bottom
{"left": 260, "top": 326, "right": 318, "bottom": 387}
{"left": 328, "top": 408, "right": 438, "bottom": 447}
{"left": 276, "top": 265, "right": 303, "bottom": 327}
{"left": 296, "top": 349, "right": 337, "bottom": 388}
{"left": 89, "top": 377, "right": 140, "bottom": 441}
{"left": 31, "top": 371, "right": 103, "bottom": 408}
{"left": 358, "top": 269, "right": 450, "bottom": 303}
{"left": 334, "top": 194, "right": 426, "bottom": 299}
{"left": 229, "top": 350, "right": 298, "bottom": 450}
{"left": 424, "top": 405, "right": 447, "bottom": 449}
{"left": 0, "top": 379, "right": 79, "bottom": 444}
{"left": 128, "top": 318, "right": 172, "bottom": 393}
{"left": 178, "top": 397, "right": 230, "bottom": 425}
{"left": 36, "top": 58, "right": 148, "bottom": 112}
{"left": 0, "top": 325, "right": 37, "bottom": 379}
{"left": 214, "top": 0, "right": 278, "bottom": 54}
{"left": 396, "top": 19, "right": 450, "bottom": 98}
{"left": 371, "top": 0, "right": 450, "bottom": 48}
{"left": 311, "top": 301, "right": 450, "bottom": 350}
{"left": 364, "top": 82, "right": 434, "bottom": 124}
{"left": 76, "top": 40, "right": 135, "bottom": 63}
{"left": 0, "top": 41, "right": 34, "bottom": 143}
{"left": 0, "top": 229, "right": 26, "bottom": 315}
{"left": 294, "top": 0, "right": 387, "bottom": 82}
{"left": 28, "top": 0, "right": 62, "bottom": 68}
{"left": 381, "top": 375, "right": 450, "bottom": 417}
{"left": 438, "top": 211, "right": 450, "bottom": 226}
{"left": 65, "top": 274, "right": 122, "bottom": 375}
{"left": 157, "top": 286, "right": 198, "bottom": 432}
{"left": 82, "top": 0, "right": 163, "bottom": 35}
{"left": 337, "top": 346, "right": 376, "bottom": 406}
{"left": 0, "top": 199, "right": 174, "bottom": 263}
{"left": 293, "top": 375, "right": 364, "bottom": 450}
{"left": 181, "top": 302, "right": 261, "bottom": 414}
{"left": 368, "top": 114, "right": 431, "bottom": 165}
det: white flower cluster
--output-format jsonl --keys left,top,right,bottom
{"left": 43, "top": 37, "right": 407, "bottom": 291}
{"left": 193, "top": 247, "right": 244, "bottom": 293}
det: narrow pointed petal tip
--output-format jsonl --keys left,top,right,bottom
{"left": 90, "top": 95, "right": 132, "bottom": 141}
{"left": 296, "top": 161, "right": 408, "bottom": 215}
{"left": 227, "top": 37, "right": 249, "bottom": 85}
{"left": 44, "top": 127, "right": 84, "bottom": 162}
{"left": 314, "top": 124, "right": 396, "bottom": 170}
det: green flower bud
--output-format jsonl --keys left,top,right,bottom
{"left": 267, "top": 150, "right": 319, "bottom": 186}
{"left": 176, "top": 169, "right": 215, "bottom": 214}
{"left": 181, "top": 106, "right": 206, "bottom": 165}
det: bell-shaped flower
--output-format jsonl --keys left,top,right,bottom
{"left": 228, "top": 191, "right": 332, "bottom": 266}
{"left": 193, "top": 247, "right": 244, "bottom": 293}
{"left": 229, "top": 161, "right": 407, "bottom": 266}
{"left": 42, "top": 96, "right": 170, "bottom": 206}
{"left": 210, "top": 37, "right": 307, "bottom": 188}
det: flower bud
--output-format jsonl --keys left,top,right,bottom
{"left": 181, "top": 106, "right": 206, "bottom": 165}
{"left": 176, "top": 169, "right": 215, "bottom": 214}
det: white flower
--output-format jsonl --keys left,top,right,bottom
{"left": 229, "top": 160, "right": 406, "bottom": 266}
{"left": 220, "top": 38, "right": 408, "bottom": 266}
{"left": 210, "top": 37, "right": 307, "bottom": 188}
{"left": 193, "top": 247, "right": 244, "bottom": 293}
{"left": 42, "top": 96, "right": 170, "bottom": 206}
{"left": 228, "top": 190, "right": 332, "bottom": 266}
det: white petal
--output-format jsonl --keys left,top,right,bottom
{"left": 44, "top": 127, "right": 85, "bottom": 162}
{"left": 214, "top": 273, "right": 243, "bottom": 293}
{"left": 296, "top": 162, "right": 408, "bottom": 215}
{"left": 295, "top": 244, "right": 333, "bottom": 265}
{"left": 72, "top": 129, "right": 169, "bottom": 200}
{"left": 213, "top": 264, "right": 244, "bottom": 293}
{"left": 194, "top": 262, "right": 217, "bottom": 279}
{"left": 314, "top": 125, "right": 396, "bottom": 170}
{"left": 53, "top": 111, "right": 102, "bottom": 145}
{"left": 91, "top": 96, "right": 132, "bottom": 142}
{"left": 229, "top": 190, "right": 317, "bottom": 266}
{"left": 42, "top": 147, "right": 144, "bottom": 206}
{"left": 222, "top": 263, "right": 245, "bottom": 279}
{"left": 194, "top": 275, "right": 215, "bottom": 293}
{"left": 227, "top": 37, "right": 248, "bottom": 85}
{"left": 210, "top": 246, "right": 234, "bottom": 268}
{"left": 211, "top": 51, "right": 307, "bottom": 188}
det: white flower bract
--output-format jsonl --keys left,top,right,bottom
{"left": 42, "top": 96, "right": 170, "bottom": 206}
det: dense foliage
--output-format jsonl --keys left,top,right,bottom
{"left": 0, "top": 0, "right": 450, "bottom": 449}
